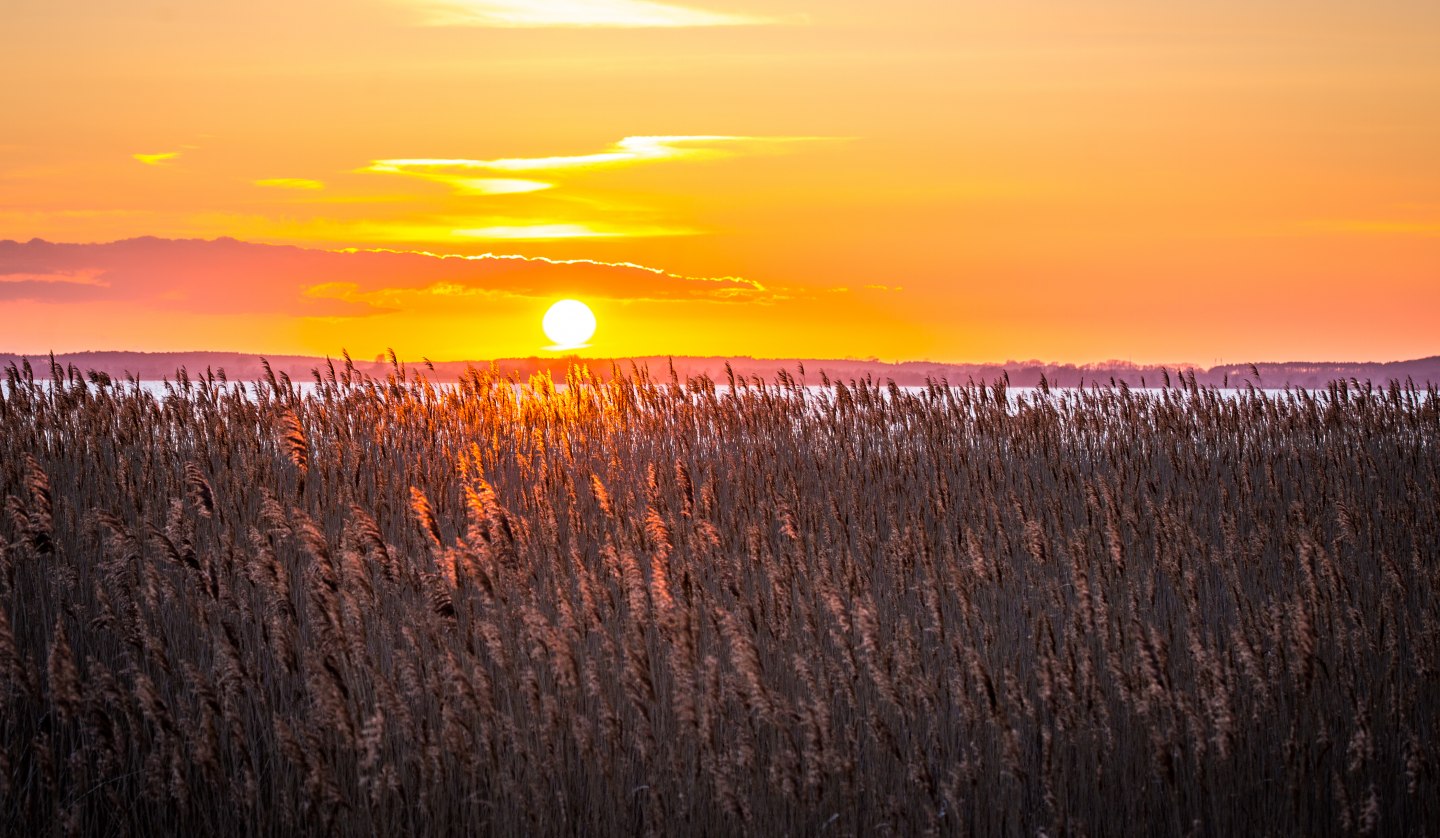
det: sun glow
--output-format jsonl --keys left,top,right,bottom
{"left": 542, "top": 299, "right": 597, "bottom": 349}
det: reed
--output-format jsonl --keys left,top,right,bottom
{"left": 0, "top": 360, "right": 1437, "bottom": 835}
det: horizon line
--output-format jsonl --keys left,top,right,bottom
{"left": 3, "top": 348, "right": 1438, "bottom": 372}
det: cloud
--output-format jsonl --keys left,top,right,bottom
{"left": 0, "top": 237, "right": 770, "bottom": 319}
{"left": 0, "top": 268, "right": 110, "bottom": 302}
{"left": 365, "top": 136, "right": 820, "bottom": 178}
{"left": 255, "top": 178, "right": 325, "bottom": 190}
{"left": 407, "top": 0, "right": 781, "bottom": 28}
{"left": 212, "top": 214, "right": 696, "bottom": 243}
{"left": 351, "top": 137, "right": 831, "bottom": 240}
{"left": 133, "top": 152, "right": 181, "bottom": 166}
{"left": 450, "top": 221, "right": 695, "bottom": 240}
{"left": 453, "top": 179, "right": 553, "bottom": 195}
{"left": 0, "top": 238, "right": 378, "bottom": 316}
{"left": 341, "top": 137, "right": 833, "bottom": 240}
{"left": 324, "top": 247, "right": 768, "bottom": 302}
{"left": 358, "top": 163, "right": 555, "bottom": 195}
{"left": 0, "top": 268, "right": 108, "bottom": 286}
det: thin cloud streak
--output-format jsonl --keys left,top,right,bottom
{"left": 408, "top": 0, "right": 784, "bottom": 28}
{"left": 453, "top": 178, "right": 554, "bottom": 195}
{"left": 0, "top": 269, "right": 109, "bottom": 287}
{"left": 235, "top": 215, "right": 697, "bottom": 242}
{"left": 364, "top": 135, "right": 829, "bottom": 177}
{"left": 341, "top": 247, "right": 766, "bottom": 291}
{"left": 255, "top": 178, "right": 326, "bottom": 190}
{"left": 344, "top": 136, "right": 836, "bottom": 241}
{"left": 450, "top": 222, "right": 696, "bottom": 240}
{"left": 133, "top": 153, "right": 180, "bottom": 166}
{"left": 360, "top": 164, "right": 555, "bottom": 195}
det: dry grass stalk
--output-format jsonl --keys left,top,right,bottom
{"left": 0, "top": 363, "right": 1435, "bottom": 835}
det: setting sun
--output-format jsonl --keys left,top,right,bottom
{"left": 542, "top": 299, "right": 597, "bottom": 349}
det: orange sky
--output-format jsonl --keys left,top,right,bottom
{"left": 2, "top": 0, "right": 1439, "bottom": 363}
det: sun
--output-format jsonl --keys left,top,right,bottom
{"left": 542, "top": 299, "right": 597, "bottom": 349}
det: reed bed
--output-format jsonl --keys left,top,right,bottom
{"left": 1, "top": 356, "right": 1437, "bottom": 836}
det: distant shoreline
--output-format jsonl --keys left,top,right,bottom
{"left": 3, "top": 350, "right": 1438, "bottom": 388}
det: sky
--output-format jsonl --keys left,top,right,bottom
{"left": 2, "top": 0, "right": 1439, "bottom": 363}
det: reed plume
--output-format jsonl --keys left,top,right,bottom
{"left": 0, "top": 361, "right": 1434, "bottom": 836}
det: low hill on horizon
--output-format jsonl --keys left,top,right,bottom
{"left": 3, "top": 350, "right": 1439, "bottom": 388}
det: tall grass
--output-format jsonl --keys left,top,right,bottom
{"left": 1, "top": 357, "right": 1437, "bottom": 835}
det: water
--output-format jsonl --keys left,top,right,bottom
{"left": 5, "top": 378, "right": 1304, "bottom": 405}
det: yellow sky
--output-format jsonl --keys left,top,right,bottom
{"left": 2, "top": 0, "right": 1438, "bottom": 363}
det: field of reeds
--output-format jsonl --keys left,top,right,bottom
{"left": 2, "top": 356, "right": 1438, "bottom": 836}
